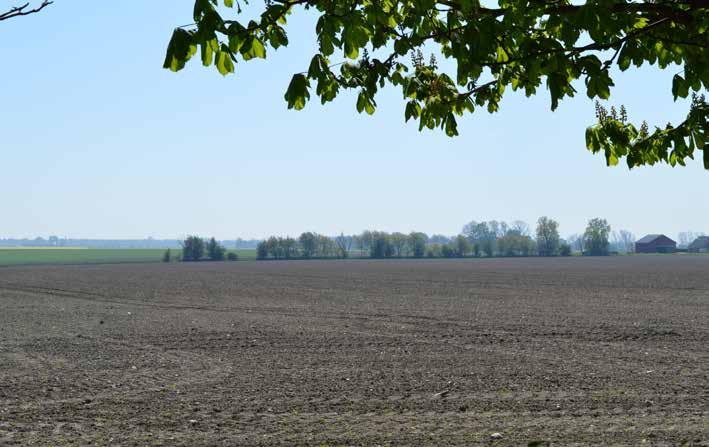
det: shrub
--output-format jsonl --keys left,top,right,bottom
{"left": 162, "top": 248, "right": 171, "bottom": 262}
{"left": 227, "top": 252, "right": 238, "bottom": 261}
{"left": 559, "top": 244, "right": 572, "bottom": 256}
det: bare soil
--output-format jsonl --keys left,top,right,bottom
{"left": 0, "top": 256, "right": 707, "bottom": 446}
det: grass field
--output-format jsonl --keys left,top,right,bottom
{"left": 0, "top": 248, "right": 257, "bottom": 266}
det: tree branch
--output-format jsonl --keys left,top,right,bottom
{"left": 0, "top": 1, "right": 52, "bottom": 21}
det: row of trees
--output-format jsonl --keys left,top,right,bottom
{"left": 455, "top": 217, "right": 616, "bottom": 257}
{"left": 176, "top": 217, "right": 638, "bottom": 263}
{"left": 255, "top": 217, "right": 623, "bottom": 260}
{"left": 257, "top": 233, "right": 354, "bottom": 259}
{"left": 163, "top": 236, "right": 238, "bottom": 262}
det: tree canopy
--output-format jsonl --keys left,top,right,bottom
{"left": 165, "top": 0, "right": 708, "bottom": 169}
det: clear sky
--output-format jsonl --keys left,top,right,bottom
{"left": 1, "top": 1, "right": 706, "bottom": 240}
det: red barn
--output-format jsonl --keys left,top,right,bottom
{"left": 635, "top": 234, "right": 677, "bottom": 254}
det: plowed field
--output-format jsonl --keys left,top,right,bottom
{"left": 1, "top": 257, "right": 707, "bottom": 445}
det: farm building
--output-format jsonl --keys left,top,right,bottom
{"left": 635, "top": 234, "right": 677, "bottom": 253}
{"left": 688, "top": 236, "right": 709, "bottom": 253}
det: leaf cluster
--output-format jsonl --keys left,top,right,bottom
{"left": 165, "top": 0, "right": 708, "bottom": 168}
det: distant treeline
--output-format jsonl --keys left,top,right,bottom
{"left": 256, "top": 217, "right": 634, "bottom": 260}
{"left": 0, "top": 237, "right": 260, "bottom": 249}
{"left": 165, "top": 236, "right": 239, "bottom": 262}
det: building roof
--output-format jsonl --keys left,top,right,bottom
{"left": 636, "top": 234, "right": 676, "bottom": 244}
{"left": 689, "top": 236, "right": 709, "bottom": 249}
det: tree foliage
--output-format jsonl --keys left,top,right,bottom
{"left": 409, "top": 231, "right": 427, "bottom": 258}
{"left": 535, "top": 216, "right": 560, "bottom": 256}
{"left": 182, "top": 235, "right": 205, "bottom": 261}
{"left": 206, "top": 237, "right": 227, "bottom": 260}
{"left": 258, "top": 233, "right": 344, "bottom": 259}
{"left": 583, "top": 217, "right": 611, "bottom": 255}
{"left": 462, "top": 220, "right": 497, "bottom": 256}
{"left": 165, "top": 0, "right": 708, "bottom": 168}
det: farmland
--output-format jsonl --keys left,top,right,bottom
{"left": 0, "top": 257, "right": 707, "bottom": 445}
{"left": 0, "top": 248, "right": 257, "bottom": 267}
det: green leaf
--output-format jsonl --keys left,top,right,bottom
{"left": 617, "top": 43, "right": 632, "bottom": 71}
{"left": 404, "top": 101, "right": 421, "bottom": 122}
{"left": 606, "top": 151, "right": 619, "bottom": 166}
{"left": 201, "top": 40, "right": 215, "bottom": 66}
{"left": 163, "top": 28, "right": 197, "bottom": 72}
{"left": 393, "top": 39, "right": 408, "bottom": 56}
{"left": 496, "top": 46, "right": 509, "bottom": 63}
{"left": 165, "top": 0, "right": 709, "bottom": 170}
{"left": 444, "top": 114, "right": 458, "bottom": 136}
{"left": 215, "top": 50, "right": 234, "bottom": 75}
{"left": 672, "top": 74, "right": 689, "bottom": 100}
{"left": 241, "top": 37, "right": 266, "bottom": 60}
{"left": 547, "top": 76, "right": 560, "bottom": 111}
{"left": 308, "top": 55, "right": 324, "bottom": 78}
{"left": 284, "top": 74, "right": 310, "bottom": 110}
{"left": 269, "top": 26, "right": 288, "bottom": 49}
{"left": 356, "top": 91, "right": 376, "bottom": 115}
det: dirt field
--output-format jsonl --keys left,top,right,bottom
{"left": 0, "top": 257, "right": 707, "bottom": 446}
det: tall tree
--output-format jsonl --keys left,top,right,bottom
{"left": 281, "top": 237, "right": 298, "bottom": 259}
{"left": 165, "top": 0, "right": 708, "bottom": 169}
{"left": 463, "top": 221, "right": 496, "bottom": 256}
{"left": 612, "top": 230, "right": 636, "bottom": 253}
{"left": 265, "top": 236, "right": 282, "bottom": 259}
{"left": 299, "top": 232, "right": 318, "bottom": 258}
{"left": 677, "top": 231, "right": 705, "bottom": 248}
{"left": 181, "top": 235, "right": 205, "bottom": 262}
{"left": 536, "top": 216, "right": 561, "bottom": 256}
{"left": 206, "top": 237, "right": 226, "bottom": 261}
{"left": 256, "top": 240, "right": 268, "bottom": 259}
{"left": 584, "top": 218, "right": 612, "bottom": 255}
{"left": 335, "top": 232, "right": 353, "bottom": 258}
{"left": 408, "top": 232, "right": 428, "bottom": 258}
{"left": 510, "top": 221, "right": 531, "bottom": 237}
{"left": 358, "top": 230, "right": 374, "bottom": 257}
{"left": 453, "top": 235, "right": 471, "bottom": 257}
{"left": 317, "top": 234, "right": 337, "bottom": 258}
{"left": 370, "top": 231, "right": 393, "bottom": 258}
{"left": 390, "top": 232, "right": 409, "bottom": 257}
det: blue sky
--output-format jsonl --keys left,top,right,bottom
{"left": 1, "top": 1, "right": 706, "bottom": 240}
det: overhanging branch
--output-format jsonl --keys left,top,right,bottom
{"left": 0, "top": 1, "right": 53, "bottom": 22}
